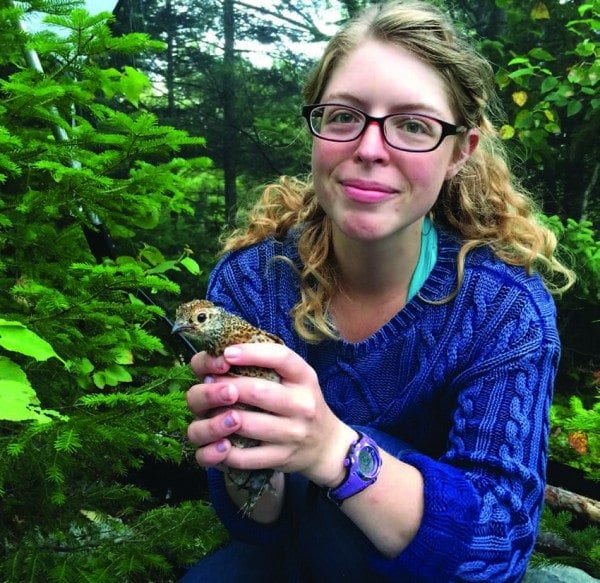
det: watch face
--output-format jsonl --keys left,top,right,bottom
{"left": 357, "top": 445, "right": 378, "bottom": 478}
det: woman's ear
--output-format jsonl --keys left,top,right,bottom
{"left": 445, "top": 129, "right": 479, "bottom": 180}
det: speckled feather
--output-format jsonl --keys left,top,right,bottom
{"left": 172, "top": 299, "right": 284, "bottom": 515}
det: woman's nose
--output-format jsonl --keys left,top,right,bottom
{"left": 354, "top": 120, "right": 390, "bottom": 163}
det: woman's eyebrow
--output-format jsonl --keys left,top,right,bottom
{"left": 321, "top": 92, "right": 447, "bottom": 116}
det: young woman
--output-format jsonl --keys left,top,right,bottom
{"left": 181, "top": 1, "right": 574, "bottom": 580}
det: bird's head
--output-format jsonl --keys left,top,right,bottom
{"left": 172, "top": 299, "right": 226, "bottom": 352}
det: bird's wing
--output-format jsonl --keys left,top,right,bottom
{"left": 249, "top": 330, "right": 285, "bottom": 345}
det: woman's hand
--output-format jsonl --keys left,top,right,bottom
{"left": 187, "top": 344, "right": 424, "bottom": 552}
{"left": 186, "top": 343, "right": 357, "bottom": 488}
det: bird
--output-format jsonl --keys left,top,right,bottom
{"left": 172, "top": 299, "right": 284, "bottom": 515}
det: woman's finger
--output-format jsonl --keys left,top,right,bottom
{"left": 190, "top": 351, "right": 230, "bottom": 378}
{"left": 186, "top": 381, "right": 239, "bottom": 415}
{"left": 222, "top": 343, "right": 318, "bottom": 386}
{"left": 187, "top": 406, "right": 242, "bottom": 446}
{"left": 194, "top": 439, "right": 233, "bottom": 467}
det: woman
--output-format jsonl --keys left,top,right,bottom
{"left": 182, "top": 1, "right": 574, "bottom": 580}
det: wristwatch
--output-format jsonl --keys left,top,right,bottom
{"left": 326, "top": 432, "right": 382, "bottom": 505}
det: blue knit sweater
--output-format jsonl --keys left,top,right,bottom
{"left": 204, "top": 228, "right": 560, "bottom": 582}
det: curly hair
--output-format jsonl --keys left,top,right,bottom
{"left": 222, "top": 0, "right": 575, "bottom": 342}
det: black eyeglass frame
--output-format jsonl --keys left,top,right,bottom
{"left": 302, "top": 103, "right": 468, "bottom": 153}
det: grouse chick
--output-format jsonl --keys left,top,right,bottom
{"left": 172, "top": 299, "right": 284, "bottom": 515}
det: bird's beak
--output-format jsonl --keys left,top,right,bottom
{"left": 171, "top": 322, "right": 190, "bottom": 335}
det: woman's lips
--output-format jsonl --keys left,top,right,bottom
{"left": 341, "top": 180, "right": 396, "bottom": 204}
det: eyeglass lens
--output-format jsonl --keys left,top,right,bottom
{"left": 309, "top": 104, "right": 447, "bottom": 151}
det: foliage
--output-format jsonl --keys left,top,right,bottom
{"left": 541, "top": 216, "right": 599, "bottom": 578}
{"left": 491, "top": 0, "right": 599, "bottom": 220}
{"left": 1, "top": 0, "right": 598, "bottom": 579}
{"left": 545, "top": 217, "right": 600, "bottom": 302}
{"left": 546, "top": 217, "right": 599, "bottom": 481}
{"left": 498, "top": 2, "right": 599, "bottom": 147}
{"left": 0, "top": 3, "right": 227, "bottom": 580}
{"left": 534, "top": 508, "right": 600, "bottom": 578}
{"left": 550, "top": 392, "right": 599, "bottom": 481}
{"left": 112, "top": 0, "right": 318, "bottom": 222}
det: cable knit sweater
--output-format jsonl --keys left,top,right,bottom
{"left": 204, "top": 227, "right": 560, "bottom": 582}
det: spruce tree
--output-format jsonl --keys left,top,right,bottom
{"left": 0, "top": 3, "right": 226, "bottom": 580}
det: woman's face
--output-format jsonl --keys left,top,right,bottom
{"left": 311, "top": 39, "right": 477, "bottom": 245}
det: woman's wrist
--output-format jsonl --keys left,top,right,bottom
{"left": 309, "top": 424, "right": 360, "bottom": 489}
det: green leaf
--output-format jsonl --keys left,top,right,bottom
{"left": 0, "top": 355, "right": 28, "bottom": 384}
{"left": 514, "top": 109, "right": 534, "bottom": 129}
{"left": 567, "top": 100, "right": 583, "bottom": 117}
{"left": 508, "top": 68, "right": 535, "bottom": 80}
{"left": 499, "top": 125, "right": 516, "bottom": 139}
{"left": 531, "top": 1, "right": 550, "bottom": 20}
{"left": 128, "top": 292, "right": 147, "bottom": 307}
{"left": 139, "top": 245, "right": 165, "bottom": 267}
{"left": 541, "top": 76, "right": 559, "bottom": 93}
{"left": 93, "top": 364, "right": 133, "bottom": 388}
{"left": 575, "top": 39, "right": 596, "bottom": 57}
{"left": 528, "top": 48, "right": 555, "bottom": 61}
{"left": 135, "top": 206, "right": 161, "bottom": 229}
{"left": 544, "top": 122, "right": 561, "bottom": 134}
{"left": 0, "top": 379, "right": 43, "bottom": 422}
{"left": 180, "top": 256, "right": 201, "bottom": 276}
{"left": 0, "top": 319, "right": 65, "bottom": 364}
{"left": 0, "top": 357, "right": 55, "bottom": 422}
{"left": 0, "top": 356, "right": 68, "bottom": 423}
{"left": 508, "top": 57, "right": 531, "bottom": 66}
{"left": 568, "top": 67, "right": 586, "bottom": 85}
{"left": 72, "top": 357, "right": 95, "bottom": 375}
{"left": 577, "top": 3, "right": 594, "bottom": 17}
{"left": 146, "top": 260, "right": 179, "bottom": 274}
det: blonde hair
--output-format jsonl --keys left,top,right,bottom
{"left": 223, "top": 0, "right": 575, "bottom": 342}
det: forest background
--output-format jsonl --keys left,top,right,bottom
{"left": 0, "top": 0, "right": 598, "bottom": 580}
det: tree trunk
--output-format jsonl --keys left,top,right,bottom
{"left": 545, "top": 484, "right": 600, "bottom": 523}
{"left": 579, "top": 161, "right": 598, "bottom": 222}
{"left": 222, "top": 0, "right": 237, "bottom": 227}
{"left": 165, "top": 0, "right": 176, "bottom": 116}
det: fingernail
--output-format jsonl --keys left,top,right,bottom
{"left": 224, "top": 414, "right": 236, "bottom": 428}
{"left": 204, "top": 375, "right": 215, "bottom": 384}
{"left": 216, "top": 439, "right": 228, "bottom": 453}
{"left": 220, "top": 384, "right": 233, "bottom": 401}
{"left": 224, "top": 346, "right": 241, "bottom": 359}
{"left": 214, "top": 357, "right": 228, "bottom": 371}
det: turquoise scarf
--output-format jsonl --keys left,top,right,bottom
{"left": 407, "top": 216, "right": 438, "bottom": 302}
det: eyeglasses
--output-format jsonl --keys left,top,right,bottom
{"left": 302, "top": 103, "right": 467, "bottom": 153}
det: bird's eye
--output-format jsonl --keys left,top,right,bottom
{"left": 196, "top": 313, "right": 207, "bottom": 324}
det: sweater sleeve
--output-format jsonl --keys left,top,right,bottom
{"left": 372, "top": 279, "right": 560, "bottom": 581}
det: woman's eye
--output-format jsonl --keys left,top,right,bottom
{"left": 396, "top": 118, "right": 430, "bottom": 134}
{"left": 326, "top": 109, "right": 359, "bottom": 124}
{"left": 405, "top": 121, "right": 426, "bottom": 133}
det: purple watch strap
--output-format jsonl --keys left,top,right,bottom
{"left": 327, "top": 432, "right": 382, "bottom": 505}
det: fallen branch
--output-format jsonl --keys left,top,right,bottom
{"left": 545, "top": 484, "right": 600, "bottom": 523}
